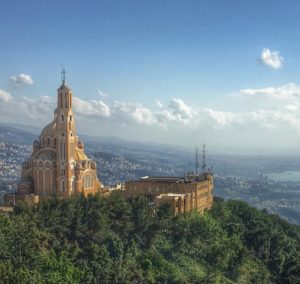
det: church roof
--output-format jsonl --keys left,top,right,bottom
{"left": 75, "top": 148, "right": 88, "bottom": 161}
{"left": 58, "top": 81, "right": 71, "bottom": 91}
{"left": 40, "top": 121, "right": 56, "bottom": 138}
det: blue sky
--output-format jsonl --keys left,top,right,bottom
{"left": 1, "top": 1, "right": 300, "bottom": 153}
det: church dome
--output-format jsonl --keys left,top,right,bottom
{"left": 35, "top": 149, "right": 56, "bottom": 161}
{"left": 40, "top": 121, "right": 56, "bottom": 138}
{"left": 74, "top": 148, "right": 88, "bottom": 161}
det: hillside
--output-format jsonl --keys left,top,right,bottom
{"left": 0, "top": 125, "right": 36, "bottom": 145}
{"left": 0, "top": 194, "right": 300, "bottom": 283}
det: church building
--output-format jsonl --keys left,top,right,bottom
{"left": 4, "top": 74, "right": 105, "bottom": 205}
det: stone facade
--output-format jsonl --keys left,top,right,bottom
{"left": 125, "top": 174, "right": 214, "bottom": 214}
{"left": 4, "top": 79, "right": 106, "bottom": 205}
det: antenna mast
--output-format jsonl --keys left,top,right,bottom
{"left": 195, "top": 145, "right": 199, "bottom": 175}
{"left": 202, "top": 144, "right": 207, "bottom": 173}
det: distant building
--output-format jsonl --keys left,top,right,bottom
{"left": 4, "top": 75, "right": 107, "bottom": 206}
{"left": 125, "top": 173, "right": 214, "bottom": 214}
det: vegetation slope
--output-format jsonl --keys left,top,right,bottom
{"left": 0, "top": 193, "right": 300, "bottom": 283}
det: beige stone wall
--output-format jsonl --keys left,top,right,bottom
{"left": 75, "top": 168, "right": 101, "bottom": 196}
{"left": 125, "top": 175, "right": 213, "bottom": 214}
{"left": 125, "top": 180, "right": 198, "bottom": 199}
{"left": 24, "top": 195, "right": 39, "bottom": 205}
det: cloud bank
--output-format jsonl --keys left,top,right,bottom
{"left": 2, "top": 82, "right": 300, "bottom": 153}
{"left": 238, "top": 83, "right": 300, "bottom": 99}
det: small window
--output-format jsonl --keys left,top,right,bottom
{"left": 70, "top": 115, "right": 72, "bottom": 121}
{"left": 65, "top": 94, "right": 68, "bottom": 108}
{"left": 60, "top": 93, "right": 63, "bottom": 108}
{"left": 61, "top": 115, "right": 64, "bottom": 121}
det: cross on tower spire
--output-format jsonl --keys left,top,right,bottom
{"left": 61, "top": 67, "right": 67, "bottom": 85}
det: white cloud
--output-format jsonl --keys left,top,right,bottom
{"left": 10, "top": 73, "right": 34, "bottom": 85}
{"left": 98, "top": 89, "right": 108, "bottom": 97}
{"left": 73, "top": 97, "right": 110, "bottom": 117}
{"left": 156, "top": 100, "right": 163, "bottom": 108}
{"left": 203, "top": 108, "right": 235, "bottom": 126}
{"left": 237, "top": 83, "right": 300, "bottom": 100}
{"left": 260, "top": 48, "right": 283, "bottom": 69}
{"left": 132, "top": 107, "right": 155, "bottom": 125}
{"left": 20, "top": 96, "right": 54, "bottom": 120}
{"left": 0, "top": 90, "right": 13, "bottom": 102}
{"left": 0, "top": 94, "right": 55, "bottom": 126}
{"left": 168, "top": 98, "right": 194, "bottom": 121}
{"left": 156, "top": 110, "right": 177, "bottom": 124}
{"left": 286, "top": 104, "right": 298, "bottom": 111}
{"left": 113, "top": 101, "right": 156, "bottom": 125}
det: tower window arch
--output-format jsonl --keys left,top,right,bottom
{"left": 60, "top": 93, "right": 63, "bottom": 108}
{"left": 65, "top": 93, "right": 68, "bottom": 108}
{"left": 61, "top": 114, "right": 64, "bottom": 121}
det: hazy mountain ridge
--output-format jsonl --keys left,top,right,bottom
{"left": 0, "top": 125, "right": 37, "bottom": 145}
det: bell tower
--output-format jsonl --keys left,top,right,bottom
{"left": 56, "top": 69, "right": 77, "bottom": 196}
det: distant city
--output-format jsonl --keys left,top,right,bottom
{"left": 1, "top": 123, "right": 300, "bottom": 224}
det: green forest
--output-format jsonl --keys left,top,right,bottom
{"left": 0, "top": 193, "right": 300, "bottom": 283}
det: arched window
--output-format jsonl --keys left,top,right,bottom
{"left": 70, "top": 115, "right": 72, "bottom": 121}
{"left": 60, "top": 93, "right": 63, "bottom": 108}
{"left": 47, "top": 137, "right": 50, "bottom": 146}
{"left": 83, "top": 174, "right": 93, "bottom": 189}
{"left": 60, "top": 142, "right": 66, "bottom": 160}
{"left": 65, "top": 93, "right": 67, "bottom": 108}
{"left": 61, "top": 114, "right": 64, "bottom": 121}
